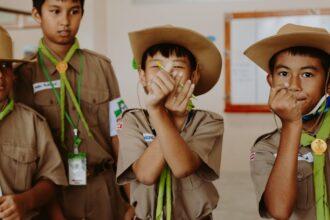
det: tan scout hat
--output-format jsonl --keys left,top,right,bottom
{"left": 0, "top": 26, "right": 30, "bottom": 63}
{"left": 244, "top": 23, "right": 330, "bottom": 73}
{"left": 129, "top": 25, "right": 222, "bottom": 95}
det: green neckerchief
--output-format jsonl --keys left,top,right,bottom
{"left": 156, "top": 165, "right": 172, "bottom": 220}
{"left": 38, "top": 38, "right": 93, "bottom": 148}
{"left": 301, "top": 109, "right": 330, "bottom": 220}
{"left": 0, "top": 99, "right": 14, "bottom": 121}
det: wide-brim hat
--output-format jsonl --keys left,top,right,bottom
{"left": 0, "top": 26, "right": 30, "bottom": 63}
{"left": 244, "top": 23, "right": 330, "bottom": 73}
{"left": 129, "top": 25, "right": 222, "bottom": 95}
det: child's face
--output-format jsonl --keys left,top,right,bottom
{"left": 268, "top": 52, "right": 327, "bottom": 115}
{"left": 33, "top": 0, "right": 83, "bottom": 46}
{"left": 140, "top": 52, "right": 194, "bottom": 93}
{"left": 0, "top": 62, "right": 14, "bottom": 103}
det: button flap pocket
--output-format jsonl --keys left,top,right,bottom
{"left": 1, "top": 144, "right": 37, "bottom": 163}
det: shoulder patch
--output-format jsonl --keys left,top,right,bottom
{"left": 81, "top": 49, "right": 112, "bottom": 64}
{"left": 193, "top": 109, "right": 223, "bottom": 120}
{"left": 253, "top": 129, "right": 279, "bottom": 146}
{"left": 15, "top": 102, "right": 46, "bottom": 121}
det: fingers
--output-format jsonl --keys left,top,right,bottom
{"left": 179, "top": 83, "right": 195, "bottom": 110}
{"left": 0, "top": 205, "right": 15, "bottom": 219}
{"left": 269, "top": 83, "right": 289, "bottom": 102}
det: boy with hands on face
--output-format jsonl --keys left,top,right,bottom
{"left": 116, "top": 25, "right": 224, "bottom": 220}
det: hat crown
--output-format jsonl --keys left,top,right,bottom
{"left": 277, "top": 23, "right": 328, "bottom": 35}
{"left": 0, "top": 26, "right": 13, "bottom": 60}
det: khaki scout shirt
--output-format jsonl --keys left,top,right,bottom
{"left": 0, "top": 103, "right": 67, "bottom": 218}
{"left": 117, "top": 109, "right": 223, "bottom": 220}
{"left": 14, "top": 49, "right": 126, "bottom": 219}
{"left": 250, "top": 129, "right": 330, "bottom": 220}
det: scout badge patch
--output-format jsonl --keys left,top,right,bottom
{"left": 110, "top": 97, "right": 128, "bottom": 135}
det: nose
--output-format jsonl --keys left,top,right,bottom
{"left": 60, "top": 13, "right": 70, "bottom": 26}
{"left": 289, "top": 74, "right": 302, "bottom": 91}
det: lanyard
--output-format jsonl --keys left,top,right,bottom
{"left": 38, "top": 39, "right": 93, "bottom": 148}
{"left": 0, "top": 99, "right": 14, "bottom": 121}
{"left": 301, "top": 109, "right": 330, "bottom": 220}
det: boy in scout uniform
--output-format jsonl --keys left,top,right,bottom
{"left": 245, "top": 24, "right": 330, "bottom": 220}
{"left": 14, "top": 0, "right": 131, "bottom": 219}
{"left": 116, "top": 25, "right": 223, "bottom": 220}
{"left": 0, "top": 26, "right": 67, "bottom": 219}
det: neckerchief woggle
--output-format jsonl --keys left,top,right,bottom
{"left": 0, "top": 99, "right": 14, "bottom": 121}
{"left": 301, "top": 96, "right": 330, "bottom": 220}
{"left": 38, "top": 39, "right": 93, "bottom": 148}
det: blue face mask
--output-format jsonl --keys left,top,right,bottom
{"left": 302, "top": 94, "right": 330, "bottom": 122}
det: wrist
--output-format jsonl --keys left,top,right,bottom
{"left": 282, "top": 119, "right": 303, "bottom": 129}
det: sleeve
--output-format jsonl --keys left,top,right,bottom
{"left": 186, "top": 112, "right": 224, "bottom": 181}
{"left": 101, "top": 59, "right": 128, "bottom": 137}
{"left": 116, "top": 112, "right": 147, "bottom": 185}
{"left": 250, "top": 141, "right": 276, "bottom": 218}
{"left": 34, "top": 116, "right": 68, "bottom": 186}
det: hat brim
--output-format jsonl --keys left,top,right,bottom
{"left": 0, "top": 58, "right": 31, "bottom": 63}
{"left": 244, "top": 32, "right": 330, "bottom": 73}
{"left": 129, "top": 26, "right": 222, "bottom": 95}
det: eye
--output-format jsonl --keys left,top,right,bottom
{"left": 71, "top": 8, "right": 81, "bottom": 15}
{"left": 174, "top": 65, "right": 184, "bottom": 69}
{"left": 301, "top": 72, "right": 314, "bottom": 78}
{"left": 277, "top": 71, "right": 288, "bottom": 77}
{"left": 50, "top": 9, "right": 60, "bottom": 15}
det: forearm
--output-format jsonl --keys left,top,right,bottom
{"left": 18, "top": 179, "right": 57, "bottom": 212}
{"left": 148, "top": 106, "right": 201, "bottom": 178}
{"left": 264, "top": 121, "right": 302, "bottom": 219}
{"left": 132, "top": 137, "right": 166, "bottom": 185}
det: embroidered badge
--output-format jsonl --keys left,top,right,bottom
{"left": 143, "top": 133, "right": 155, "bottom": 143}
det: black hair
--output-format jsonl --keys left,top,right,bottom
{"left": 32, "top": 0, "right": 85, "bottom": 14}
{"left": 269, "top": 46, "right": 330, "bottom": 74}
{"left": 141, "top": 43, "right": 197, "bottom": 71}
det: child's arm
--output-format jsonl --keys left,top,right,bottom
{"left": 145, "top": 72, "right": 200, "bottom": 178}
{"left": 0, "top": 179, "right": 56, "bottom": 219}
{"left": 263, "top": 85, "right": 305, "bottom": 219}
{"left": 132, "top": 137, "right": 166, "bottom": 185}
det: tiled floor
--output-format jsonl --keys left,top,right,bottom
{"left": 212, "top": 171, "right": 263, "bottom": 220}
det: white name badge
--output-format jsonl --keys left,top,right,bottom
{"left": 68, "top": 152, "right": 87, "bottom": 185}
{"left": 33, "top": 80, "right": 61, "bottom": 93}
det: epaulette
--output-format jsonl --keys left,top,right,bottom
{"left": 81, "top": 48, "right": 112, "bottom": 64}
{"left": 253, "top": 129, "right": 279, "bottom": 146}
{"left": 122, "top": 108, "right": 144, "bottom": 118}
{"left": 15, "top": 102, "right": 46, "bottom": 121}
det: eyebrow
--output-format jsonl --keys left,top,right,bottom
{"left": 300, "top": 66, "right": 318, "bottom": 71}
{"left": 274, "top": 64, "right": 290, "bottom": 70}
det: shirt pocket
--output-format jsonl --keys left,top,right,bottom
{"left": 296, "top": 161, "right": 314, "bottom": 210}
{"left": 0, "top": 143, "right": 38, "bottom": 192}
{"left": 34, "top": 89, "right": 60, "bottom": 131}
{"left": 80, "top": 88, "right": 109, "bottom": 128}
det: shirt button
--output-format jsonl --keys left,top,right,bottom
{"left": 297, "top": 172, "right": 304, "bottom": 181}
{"left": 93, "top": 99, "right": 96, "bottom": 104}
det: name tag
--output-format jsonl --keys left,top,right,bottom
{"left": 33, "top": 80, "right": 61, "bottom": 93}
{"left": 68, "top": 152, "right": 87, "bottom": 186}
{"left": 273, "top": 152, "right": 314, "bottom": 163}
{"left": 143, "top": 133, "right": 155, "bottom": 143}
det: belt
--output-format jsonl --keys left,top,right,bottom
{"left": 87, "top": 159, "right": 113, "bottom": 178}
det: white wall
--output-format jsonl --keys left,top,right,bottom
{"left": 105, "top": 0, "right": 330, "bottom": 174}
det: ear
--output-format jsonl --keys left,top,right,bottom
{"left": 191, "top": 66, "right": 200, "bottom": 85}
{"left": 138, "top": 69, "right": 147, "bottom": 87}
{"left": 32, "top": 8, "right": 42, "bottom": 25}
{"left": 267, "top": 73, "right": 273, "bottom": 87}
